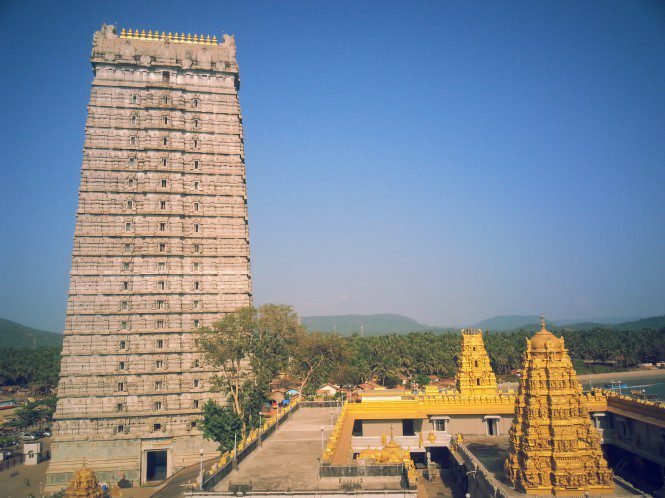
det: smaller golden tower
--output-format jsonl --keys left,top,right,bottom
{"left": 64, "top": 464, "right": 105, "bottom": 498}
{"left": 505, "top": 317, "right": 614, "bottom": 495}
{"left": 455, "top": 329, "right": 498, "bottom": 396}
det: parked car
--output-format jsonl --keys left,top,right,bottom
{"left": 34, "top": 429, "right": 51, "bottom": 438}
{"left": 0, "top": 438, "right": 18, "bottom": 449}
{"left": 20, "top": 432, "right": 37, "bottom": 441}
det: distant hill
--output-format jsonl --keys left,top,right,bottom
{"left": 303, "top": 313, "right": 665, "bottom": 336}
{"left": 611, "top": 315, "right": 665, "bottom": 331}
{"left": 301, "top": 314, "right": 442, "bottom": 335}
{"left": 559, "top": 315, "right": 665, "bottom": 332}
{"left": 0, "top": 318, "right": 63, "bottom": 348}
{"left": 482, "top": 315, "right": 665, "bottom": 333}
{"left": 474, "top": 314, "right": 665, "bottom": 332}
{"left": 474, "top": 315, "right": 543, "bottom": 331}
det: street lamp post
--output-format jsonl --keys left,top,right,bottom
{"left": 232, "top": 432, "right": 239, "bottom": 470}
{"left": 198, "top": 448, "right": 204, "bottom": 490}
{"left": 258, "top": 411, "right": 263, "bottom": 447}
{"left": 320, "top": 425, "right": 325, "bottom": 453}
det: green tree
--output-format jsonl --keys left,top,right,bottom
{"left": 251, "top": 304, "right": 302, "bottom": 387}
{"left": 199, "top": 304, "right": 302, "bottom": 423}
{"left": 200, "top": 400, "right": 243, "bottom": 453}
{"left": 288, "top": 332, "right": 348, "bottom": 395}
{"left": 414, "top": 373, "right": 430, "bottom": 387}
{"left": 199, "top": 307, "right": 255, "bottom": 417}
{"left": 8, "top": 397, "right": 56, "bottom": 430}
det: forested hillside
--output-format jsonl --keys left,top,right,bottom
{"left": 0, "top": 347, "right": 61, "bottom": 388}
{"left": 0, "top": 318, "right": 63, "bottom": 348}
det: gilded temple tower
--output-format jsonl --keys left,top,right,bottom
{"left": 455, "top": 329, "right": 498, "bottom": 396}
{"left": 505, "top": 318, "right": 614, "bottom": 495}
{"left": 47, "top": 25, "right": 252, "bottom": 489}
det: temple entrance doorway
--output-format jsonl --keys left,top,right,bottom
{"left": 146, "top": 450, "right": 168, "bottom": 482}
{"left": 486, "top": 417, "right": 499, "bottom": 436}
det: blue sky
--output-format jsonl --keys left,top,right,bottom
{"left": 0, "top": 1, "right": 663, "bottom": 331}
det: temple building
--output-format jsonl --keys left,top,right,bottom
{"left": 322, "top": 329, "right": 515, "bottom": 469}
{"left": 504, "top": 318, "right": 614, "bottom": 495}
{"left": 318, "top": 325, "right": 662, "bottom": 497}
{"left": 456, "top": 328, "right": 498, "bottom": 396}
{"left": 47, "top": 25, "right": 251, "bottom": 490}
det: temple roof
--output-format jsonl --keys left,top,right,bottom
{"left": 529, "top": 316, "right": 561, "bottom": 350}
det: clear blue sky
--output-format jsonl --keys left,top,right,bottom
{"left": 0, "top": 1, "right": 663, "bottom": 331}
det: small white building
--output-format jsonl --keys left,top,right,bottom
{"left": 24, "top": 442, "right": 41, "bottom": 465}
{"left": 316, "top": 384, "right": 339, "bottom": 397}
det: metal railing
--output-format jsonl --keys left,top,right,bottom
{"left": 201, "top": 400, "right": 301, "bottom": 491}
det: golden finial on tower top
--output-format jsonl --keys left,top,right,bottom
{"left": 118, "top": 27, "right": 219, "bottom": 45}
{"left": 540, "top": 314, "right": 546, "bottom": 330}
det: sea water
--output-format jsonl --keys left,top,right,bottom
{"left": 583, "top": 372, "right": 665, "bottom": 401}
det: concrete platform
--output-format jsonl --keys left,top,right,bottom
{"left": 212, "top": 407, "right": 403, "bottom": 493}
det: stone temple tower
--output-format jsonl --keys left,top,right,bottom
{"left": 505, "top": 318, "right": 613, "bottom": 495}
{"left": 47, "top": 25, "right": 251, "bottom": 489}
{"left": 455, "top": 329, "right": 498, "bottom": 396}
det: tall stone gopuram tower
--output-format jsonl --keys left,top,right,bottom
{"left": 47, "top": 25, "right": 251, "bottom": 489}
{"left": 505, "top": 318, "right": 614, "bottom": 495}
{"left": 455, "top": 329, "right": 498, "bottom": 396}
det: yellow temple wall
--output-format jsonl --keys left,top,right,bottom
{"left": 362, "top": 420, "right": 405, "bottom": 437}
{"left": 447, "top": 414, "right": 512, "bottom": 436}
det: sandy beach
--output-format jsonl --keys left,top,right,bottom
{"left": 577, "top": 369, "right": 665, "bottom": 383}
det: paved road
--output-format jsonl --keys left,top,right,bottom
{"left": 0, "top": 437, "right": 51, "bottom": 498}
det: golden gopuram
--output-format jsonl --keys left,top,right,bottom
{"left": 456, "top": 329, "right": 498, "bottom": 396}
{"left": 505, "top": 318, "right": 614, "bottom": 495}
{"left": 63, "top": 465, "right": 105, "bottom": 498}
